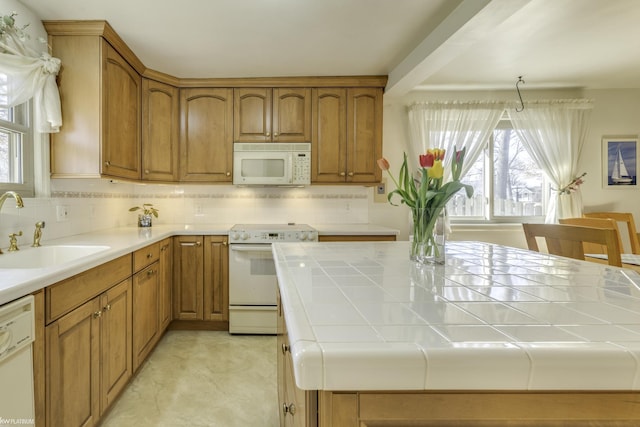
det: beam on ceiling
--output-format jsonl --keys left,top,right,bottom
{"left": 385, "top": 0, "right": 532, "bottom": 97}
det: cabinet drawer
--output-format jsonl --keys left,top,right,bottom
{"left": 46, "top": 255, "right": 132, "bottom": 324}
{"left": 133, "top": 242, "right": 160, "bottom": 272}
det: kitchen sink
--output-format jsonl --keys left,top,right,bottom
{"left": 0, "top": 245, "right": 111, "bottom": 269}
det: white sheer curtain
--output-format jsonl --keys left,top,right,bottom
{"left": 508, "top": 99, "right": 593, "bottom": 223}
{"left": 407, "top": 101, "right": 505, "bottom": 181}
{"left": 0, "top": 14, "right": 62, "bottom": 133}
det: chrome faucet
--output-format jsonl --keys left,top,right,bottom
{"left": 0, "top": 191, "right": 24, "bottom": 210}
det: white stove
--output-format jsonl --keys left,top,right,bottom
{"left": 227, "top": 224, "right": 317, "bottom": 334}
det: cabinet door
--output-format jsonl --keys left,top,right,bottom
{"left": 203, "top": 235, "right": 228, "bottom": 321}
{"left": 132, "top": 262, "right": 160, "bottom": 371}
{"left": 311, "top": 88, "right": 347, "bottom": 183}
{"left": 159, "top": 238, "right": 173, "bottom": 331}
{"left": 273, "top": 88, "right": 311, "bottom": 142}
{"left": 100, "top": 278, "right": 132, "bottom": 413}
{"left": 142, "top": 79, "right": 179, "bottom": 181}
{"left": 180, "top": 88, "right": 234, "bottom": 181}
{"left": 102, "top": 40, "right": 141, "bottom": 180}
{"left": 234, "top": 88, "right": 272, "bottom": 142}
{"left": 346, "top": 88, "right": 382, "bottom": 183}
{"left": 277, "top": 291, "right": 287, "bottom": 427}
{"left": 46, "top": 297, "right": 101, "bottom": 427}
{"left": 173, "top": 235, "right": 204, "bottom": 320}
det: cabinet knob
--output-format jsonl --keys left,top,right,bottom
{"left": 222, "top": 241, "right": 227, "bottom": 246}
{"left": 196, "top": 241, "right": 202, "bottom": 246}
{"left": 226, "top": 172, "right": 231, "bottom": 177}
{"left": 273, "top": 132, "right": 279, "bottom": 137}
{"left": 105, "top": 161, "right": 111, "bottom": 167}
{"left": 265, "top": 132, "right": 270, "bottom": 137}
{"left": 103, "top": 304, "right": 111, "bottom": 311}
{"left": 93, "top": 310, "right": 102, "bottom": 319}
{"left": 348, "top": 172, "right": 354, "bottom": 177}
{"left": 283, "top": 403, "right": 297, "bottom": 416}
{"left": 146, "top": 253, "right": 153, "bottom": 258}
{"left": 144, "top": 169, "right": 150, "bottom": 174}
{"left": 339, "top": 172, "right": 346, "bottom": 177}
{"left": 281, "top": 343, "right": 289, "bottom": 354}
{"left": 147, "top": 269, "right": 155, "bottom": 276}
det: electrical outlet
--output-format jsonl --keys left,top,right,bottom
{"left": 374, "top": 178, "right": 387, "bottom": 203}
{"left": 56, "top": 205, "right": 70, "bottom": 222}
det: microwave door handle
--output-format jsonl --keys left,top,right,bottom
{"left": 230, "top": 245, "right": 274, "bottom": 252}
{"left": 287, "top": 152, "right": 293, "bottom": 184}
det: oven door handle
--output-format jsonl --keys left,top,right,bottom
{"left": 230, "top": 245, "right": 273, "bottom": 252}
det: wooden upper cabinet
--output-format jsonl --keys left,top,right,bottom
{"left": 180, "top": 88, "right": 234, "bottom": 182}
{"left": 347, "top": 88, "right": 383, "bottom": 183}
{"left": 142, "top": 79, "right": 179, "bottom": 181}
{"left": 234, "top": 88, "right": 311, "bottom": 142}
{"left": 102, "top": 42, "right": 142, "bottom": 180}
{"left": 312, "top": 87, "right": 382, "bottom": 184}
{"left": 49, "top": 37, "right": 141, "bottom": 180}
{"left": 312, "top": 88, "right": 347, "bottom": 183}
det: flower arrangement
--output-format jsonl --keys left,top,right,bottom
{"left": 378, "top": 148, "right": 473, "bottom": 263}
{"left": 557, "top": 172, "right": 586, "bottom": 195}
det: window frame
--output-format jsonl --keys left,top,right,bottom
{"left": 449, "top": 118, "right": 548, "bottom": 224}
{"left": 0, "top": 101, "right": 35, "bottom": 197}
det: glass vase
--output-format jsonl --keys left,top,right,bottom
{"left": 410, "top": 207, "right": 446, "bottom": 264}
{"left": 138, "top": 213, "right": 153, "bottom": 227}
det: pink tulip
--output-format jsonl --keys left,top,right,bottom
{"left": 377, "top": 158, "right": 390, "bottom": 171}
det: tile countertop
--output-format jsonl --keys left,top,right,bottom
{"left": 273, "top": 241, "right": 640, "bottom": 392}
{"left": 0, "top": 222, "right": 395, "bottom": 306}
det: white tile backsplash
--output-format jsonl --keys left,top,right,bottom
{"left": 0, "top": 179, "right": 370, "bottom": 250}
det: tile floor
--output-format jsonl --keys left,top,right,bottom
{"left": 101, "top": 331, "right": 279, "bottom": 427}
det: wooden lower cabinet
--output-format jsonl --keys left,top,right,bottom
{"left": 173, "top": 235, "right": 228, "bottom": 325}
{"left": 159, "top": 238, "right": 173, "bottom": 331}
{"left": 318, "top": 234, "right": 396, "bottom": 242}
{"left": 46, "top": 278, "right": 132, "bottom": 427}
{"left": 278, "top": 291, "right": 317, "bottom": 427}
{"left": 132, "top": 262, "right": 160, "bottom": 371}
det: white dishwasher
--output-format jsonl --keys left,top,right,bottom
{"left": 0, "top": 295, "right": 35, "bottom": 426}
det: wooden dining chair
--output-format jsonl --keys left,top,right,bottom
{"left": 522, "top": 223, "right": 623, "bottom": 267}
{"left": 583, "top": 212, "right": 640, "bottom": 254}
{"left": 558, "top": 217, "right": 623, "bottom": 255}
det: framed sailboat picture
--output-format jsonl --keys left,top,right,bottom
{"left": 603, "top": 137, "right": 637, "bottom": 187}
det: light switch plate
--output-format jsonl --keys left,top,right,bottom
{"left": 56, "top": 205, "right": 69, "bottom": 222}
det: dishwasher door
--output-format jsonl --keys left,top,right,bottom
{"left": 0, "top": 295, "right": 35, "bottom": 426}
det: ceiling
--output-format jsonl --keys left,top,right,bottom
{"left": 18, "top": 0, "right": 640, "bottom": 97}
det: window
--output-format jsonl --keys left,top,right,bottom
{"left": 0, "top": 73, "right": 34, "bottom": 196}
{"left": 447, "top": 119, "right": 547, "bottom": 222}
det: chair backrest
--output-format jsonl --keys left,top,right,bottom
{"left": 522, "top": 223, "right": 623, "bottom": 267}
{"left": 583, "top": 212, "right": 640, "bottom": 254}
{"left": 558, "top": 217, "right": 622, "bottom": 255}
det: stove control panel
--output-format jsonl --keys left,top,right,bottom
{"left": 228, "top": 229, "right": 318, "bottom": 244}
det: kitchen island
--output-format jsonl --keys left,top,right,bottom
{"left": 273, "top": 241, "right": 640, "bottom": 426}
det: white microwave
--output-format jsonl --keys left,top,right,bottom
{"left": 233, "top": 142, "right": 311, "bottom": 186}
